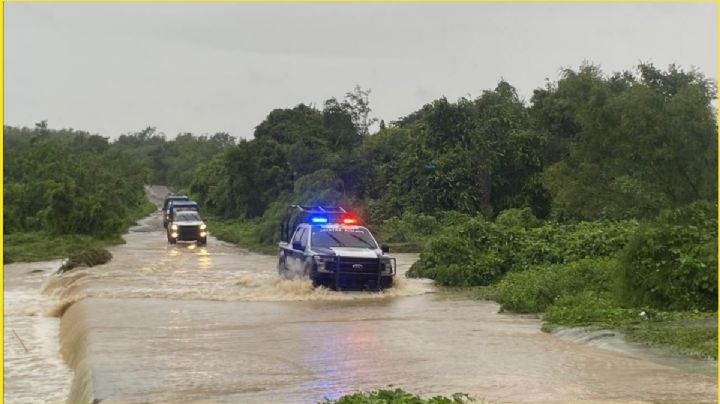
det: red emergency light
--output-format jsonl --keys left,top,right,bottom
{"left": 340, "top": 214, "right": 359, "bottom": 225}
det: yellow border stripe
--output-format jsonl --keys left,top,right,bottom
{"left": 2, "top": 0, "right": 718, "bottom": 2}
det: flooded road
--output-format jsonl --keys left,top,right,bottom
{"left": 4, "top": 260, "right": 73, "bottom": 404}
{"left": 4, "top": 185, "right": 718, "bottom": 403}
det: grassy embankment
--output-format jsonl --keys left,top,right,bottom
{"left": 4, "top": 199, "right": 155, "bottom": 263}
{"left": 474, "top": 285, "right": 717, "bottom": 359}
{"left": 407, "top": 204, "right": 718, "bottom": 360}
{"left": 206, "top": 218, "right": 278, "bottom": 255}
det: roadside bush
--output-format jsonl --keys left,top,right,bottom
{"left": 374, "top": 211, "right": 473, "bottom": 253}
{"left": 407, "top": 217, "right": 506, "bottom": 285}
{"left": 378, "top": 211, "right": 439, "bottom": 243}
{"left": 496, "top": 257, "right": 616, "bottom": 313}
{"left": 544, "top": 291, "right": 635, "bottom": 328}
{"left": 408, "top": 210, "right": 637, "bottom": 286}
{"left": 616, "top": 201, "right": 718, "bottom": 311}
{"left": 507, "top": 220, "right": 638, "bottom": 271}
{"left": 433, "top": 253, "right": 505, "bottom": 287}
{"left": 205, "top": 218, "right": 278, "bottom": 255}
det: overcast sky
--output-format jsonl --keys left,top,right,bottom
{"left": 5, "top": 2, "right": 717, "bottom": 140}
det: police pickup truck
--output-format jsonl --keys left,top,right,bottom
{"left": 277, "top": 206, "right": 395, "bottom": 290}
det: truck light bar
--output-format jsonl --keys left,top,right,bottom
{"left": 340, "top": 214, "right": 358, "bottom": 225}
{"left": 310, "top": 215, "right": 329, "bottom": 224}
{"left": 281, "top": 205, "right": 360, "bottom": 242}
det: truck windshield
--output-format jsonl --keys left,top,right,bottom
{"left": 173, "top": 206, "right": 198, "bottom": 213}
{"left": 175, "top": 211, "right": 201, "bottom": 221}
{"left": 311, "top": 227, "right": 378, "bottom": 249}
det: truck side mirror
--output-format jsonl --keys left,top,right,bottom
{"left": 381, "top": 244, "right": 390, "bottom": 253}
{"left": 292, "top": 241, "right": 303, "bottom": 251}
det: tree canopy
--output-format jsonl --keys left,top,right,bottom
{"left": 6, "top": 64, "right": 716, "bottom": 236}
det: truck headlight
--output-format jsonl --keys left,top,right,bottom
{"left": 200, "top": 224, "right": 207, "bottom": 230}
{"left": 171, "top": 224, "right": 178, "bottom": 230}
{"left": 313, "top": 256, "right": 333, "bottom": 272}
{"left": 380, "top": 258, "right": 395, "bottom": 274}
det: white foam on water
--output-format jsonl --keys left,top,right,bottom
{"left": 4, "top": 263, "right": 74, "bottom": 404}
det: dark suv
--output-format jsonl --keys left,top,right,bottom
{"left": 277, "top": 206, "right": 395, "bottom": 290}
{"left": 162, "top": 195, "right": 189, "bottom": 228}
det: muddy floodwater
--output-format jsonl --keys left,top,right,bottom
{"left": 4, "top": 186, "right": 718, "bottom": 403}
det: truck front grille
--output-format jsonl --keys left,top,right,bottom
{"left": 326, "top": 257, "right": 380, "bottom": 274}
{"left": 178, "top": 225, "right": 200, "bottom": 240}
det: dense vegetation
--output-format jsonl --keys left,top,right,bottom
{"left": 4, "top": 63, "right": 716, "bottom": 356}
{"left": 4, "top": 121, "right": 235, "bottom": 262}
{"left": 409, "top": 202, "right": 716, "bottom": 310}
{"left": 3, "top": 124, "right": 155, "bottom": 262}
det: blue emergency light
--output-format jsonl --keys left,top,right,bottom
{"left": 309, "top": 215, "right": 329, "bottom": 224}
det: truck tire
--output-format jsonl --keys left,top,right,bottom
{"left": 379, "top": 277, "right": 394, "bottom": 289}
{"left": 311, "top": 277, "right": 322, "bottom": 288}
{"left": 197, "top": 237, "right": 207, "bottom": 246}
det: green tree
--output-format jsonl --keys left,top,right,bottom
{"left": 542, "top": 64, "right": 717, "bottom": 219}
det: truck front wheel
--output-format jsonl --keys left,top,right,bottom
{"left": 379, "top": 277, "right": 394, "bottom": 289}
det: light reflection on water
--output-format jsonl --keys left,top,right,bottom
{"left": 75, "top": 295, "right": 719, "bottom": 404}
{"left": 196, "top": 247, "right": 212, "bottom": 270}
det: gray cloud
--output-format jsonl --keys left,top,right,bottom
{"left": 5, "top": 2, "right": 717, "bottom": 139}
